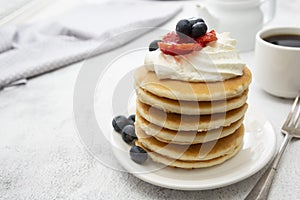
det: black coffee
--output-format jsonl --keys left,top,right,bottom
{"left": 263, "top": 34, "right": 300, "bottom": 48}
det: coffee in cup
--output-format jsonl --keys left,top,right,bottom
{"left": 263, "top": 34, "right": 300, "bottom": 48}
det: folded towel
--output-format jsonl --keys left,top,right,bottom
{"left": 0, "top": 2, "right": 182, "bottom": 89}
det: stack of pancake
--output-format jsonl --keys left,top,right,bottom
{"left": 134, "top": 66, "right": 252, "bottom": 169}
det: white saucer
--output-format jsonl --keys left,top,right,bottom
{"left": 111, "top": 106, "right": 277, "bottom": 190}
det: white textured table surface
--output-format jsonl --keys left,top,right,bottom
{"left": 1, "top": 0, "right": 300, "bottom": 199}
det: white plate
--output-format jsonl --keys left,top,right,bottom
{"left": 110, "top": 106, "right": 277, "bottom": 190}
{"left": 94, "top": 50, "right": 277, "bottom": 190}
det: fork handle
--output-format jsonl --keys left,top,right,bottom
{"left": 245, "top": 134, "right": 293, "bottom": 200}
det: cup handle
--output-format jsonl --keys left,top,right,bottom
{"left": 261, "top": 0, "right": 276, "bottom": 25}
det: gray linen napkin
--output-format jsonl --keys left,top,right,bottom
{"left": 0, "top": 2, "right": 181, "bottom": 89}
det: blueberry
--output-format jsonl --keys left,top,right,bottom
{"left": 128, "top": 114, "right": 135, "bottom": 125}
{"left": 188, "top": 17, "right": 205, "bottom": 26}
{"left": 121, "top": 125, "right": 137, "bottom": 144}
{"left": 176, "top": 19, "right": 192, "bottom": 37}
{"left": 191, "top": 22, "right": 207, "bottom": 39}
{"left": 112, "top": 115, "right": 131, "bottom": 133}
{"left": 149, "top": 40, "right": 161, "bottom": 51}
{"left": 130, "top": 145, "right": 148, "bottom": 164}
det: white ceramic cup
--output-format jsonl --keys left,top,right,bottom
{"left": 255, "top": 27, "right": 300, "bottom": 98}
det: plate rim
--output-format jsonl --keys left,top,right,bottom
{"left": 111, "top": 115, "right": 277, "bottom": 190}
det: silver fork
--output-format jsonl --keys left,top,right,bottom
{"left": 245, "top": 93, "right": 300, "bottom": 200}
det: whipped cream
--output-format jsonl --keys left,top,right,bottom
{"left": 144, "top": 32, "right": 246, "bottom": 82}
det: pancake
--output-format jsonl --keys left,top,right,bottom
{"left": 134, "top": 66, "right": 252, "bottom": 101}
{"left": 136, "top": 140, "right": 243, "bottom": 169}
{"left": 136, "top": 112, "right": 244, "bottom": 144}
{"left": 136, "top": 87, "right": 248, "bottom": 115}
{"left": 136, "top": 100, "right": 248, "bottom": 131}
{"left": 136, "top": 124, "right": 244, "bottom": 161}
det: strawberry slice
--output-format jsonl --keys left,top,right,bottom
{"left": 158, "top": 42, "right": 203, "bottom": 56}
{"left": 158, "top": 31, "right": 217, "bottom": 56}
{"left": 158, "top": 32, "right": 202, "bottom": 56}
{"left": 196, "top": 30, "right": 217, "bottom": 46}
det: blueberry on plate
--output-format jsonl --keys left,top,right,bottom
{"left": 121, "top": 125, "right": 137, "bottom": 144}
{"left": 130, "top": 145, "right": 148, "bottom": 164}
{"left": 188, "top": 17, "right": 205, "bottom": 26}
{"left": 149, "top": 40, "right": 161, "bottom": 51}
{"left": 112, "top": 115, "right": 131, "bottom": 133}
{"left": 176, "top": 19, "right": 192, "bottom": 37}
{"left": 191, "top": 22, "right": 207, "bottom": 39}
{"left": 128, "top": 114, "right": 135, "bottom": 125}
